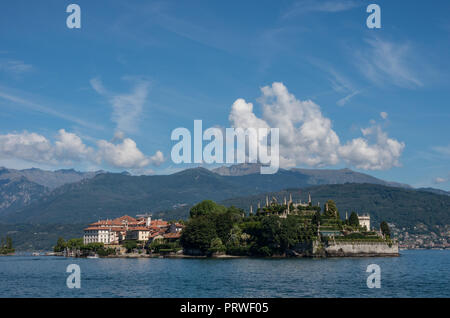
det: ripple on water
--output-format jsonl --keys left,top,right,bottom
{"left": 0, "top": 251, "right": 449, "bottom": 297}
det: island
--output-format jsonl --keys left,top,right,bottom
{"left": 54, "top": 194, "right": 398, "bottom": 258}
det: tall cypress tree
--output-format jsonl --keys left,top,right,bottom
{"left": 349, "top": 212, "right": 359, "bottom": 227}
{"left": 380, "top": 221, "right": 391, "bottom": 237}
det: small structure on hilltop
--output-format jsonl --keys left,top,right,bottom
{"left": 357, "top": 214, "right": 371, "bottom": 231}
{"left": 254, "top": 192, "right": 320, "bottom": 218}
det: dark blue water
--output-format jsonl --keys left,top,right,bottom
{"left": 0, "top": 250, "right": 449, "bottom": 297}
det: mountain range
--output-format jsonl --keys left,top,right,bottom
{"left": 0, "top": 167, "right": 104, "bottom": 189}
{"left": 212, "top": 163, "right": 411, "bottom": 188}
{"left": 0, "top": 164, "right": 448, "bottom": 224}
{"left": 0, "top": 167, "right": 103, "bottom": 217}
{"left": 0, "top": 164, "right": 449, "bottom": 250}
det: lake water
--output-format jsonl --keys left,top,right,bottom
{"left": 0, "top": 250, "right": 449, "bottom": 297}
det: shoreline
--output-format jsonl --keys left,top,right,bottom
{"left": 35, "top": 252, "right": 401, "bottom": 259}
{"left": 12, "top": 248, "right": 450, "bottom": 258}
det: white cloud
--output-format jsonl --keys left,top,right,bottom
{"left": 54, "top": 129, "right": 93, "bottom": 161}
{"left": 96, "top": 138, "right": 165, "bottom": 171}
{"left": 96, "top": 139, "right": 165, "bottom": 169}
{"left": 0, "top": 89, "right": 104, "bottom": 131}
{"left": 0, "top": 130, "right": 93, "bottom": 165}
{"left": 90, "top": 78, "right": 107, "bottom": 95}
{"left": 0, "top": 131, "right": 54, "bottom": 164}
{"left": 0, "top": 59, "right": 33, "bottom": 75}
{"left": 283, "top": 0, "right": 359, "bottom": 18}
{"left": 434, "top": 177, "right": 447, "bottom": 184}
{"left": 113, "top": 130, "right": 126, "bottom": 141}
{"left": 339, "top": 125, "right": 405, "bottom": 170}
{"left": 90, "top": 78, "right": 149, "bottom": 134}
{"left": 432, "top": 145, "right": 450, "bottom": 157}
{"left": 149, "top": 150, "right": 165, "bottom": 166}
{"left": 229, "top": 98, "right": 270, "bottom": 130}
{"left": 0, "top": 130, "right": 164, "bottom": 170}
{"left": 314, "top": 64, "right": 361, "bottom": 106}
{"left": 0, "top": 130, "right": 94, "bottom": 165}
{"left": 380, "top": 112, "right": 388, "bottom": 120}
{"left": 228, "top": 82, "right": 405, "bottom": 170}
{"left": 337, "top": 90, "right": 360, "bottom": 106}
{"left": 355, "top": 37, "right": 423, "bottom": 88}
{"left": 96, "top": 138, "right": 150, "bottom": 169}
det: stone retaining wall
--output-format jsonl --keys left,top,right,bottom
{"left": 324, "top": 241, "right": 399, "bottom": 257}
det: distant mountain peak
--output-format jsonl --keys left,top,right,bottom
{"left": 211, "top": 163, "right": 412, "bottom": 189}
{"left": 0, "top": 167, "right": 103, "bottom": 190}
{"left": 212, "top": 163, "right": 269, "bottom": 176}
{"left": 173, "top": 166, "right": 216, "bottom": 176}
{"left": 55, "top": 168, "right": 78, "bottom": 173}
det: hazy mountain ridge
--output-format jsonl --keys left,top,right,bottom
{"left": 1, "top": 165, "right": 448, "bottom": 226}
{"left": 0, "top": 176, "right": 49, "bottom": 216}
{"left": 0, "top": 167, "right": 104, "bottom": 189}
{"left": 1, "top": 166, "right": 372, "bottom": 223}
{"left": 0, "top": 167, "right": 106, "bottom": 217}
{"left": 1, "top": 168, "right": 256, "bottom": 223}
{"left": 290, "top": 167, "right": 411, "bottom": 188}
{"left": 417, "top": 187, "right": 450, "bottom": 196}
{"left": 212, "top": 163, "right": 411, "bottom": 188}
{"left": 212, "top": 163, "right": 265, "bottom": 176}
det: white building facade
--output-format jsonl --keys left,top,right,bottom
{"left": 357, "top": 214, "right": 371, "bottom": 231}
{"left": 83, "top": 227, "right": 119, "bottom": 245}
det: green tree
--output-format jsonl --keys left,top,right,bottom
{"left": 6, "top": 236, "right": 13, "bottom": 250}
{"left": 213, "top": 212, "right": 235, "bottom": 243}
{"left": 123, "top": 240, "right": 137, "bottom": 252}
{"left": 208, "top": 237, "right": 226, "bottom": 254}
{"left": 226, "top": 205, "right": 245, "bottom": 216}
{"left": 213, "top": 207, "right": 243, "bottom": 243}
{"left": 312, "top": 211, "right": 321, "bottom": 225}
{"left": 54, "top": 237, "right": 66, "bottom": 252}
{"left": 380, "top": 221, "right": 391, "bottom": 237}
{"left": 227, "top": 224, "right": 243, "bottom": 246}
{"left": 97, "top": 247, "right": 116, "bottom": 257}
{"left": 253, "top": 215, "right": 282, "bottom": 255}
{"left": 325, "top": 200, "right": 339, "bottom": 218}
{"left": 189, "top": 200, "right": 226, "bottom": 218}
{"left": 0, "top": 236, "right": 14, "bottom": 254}
{"left": 349, "top": 212, "right": 359, "bottom": 227}
{"left": 66, "top": 238, "right": 83, "bottom": 249}
{"left": 180, "top": 216, "right": 217, "bottom": 254}
{"left": 278, "top": 216, "right": 303, "bottom": 251}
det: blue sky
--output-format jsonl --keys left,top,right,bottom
{"left": 0, "top": 0, "right": 449, "bottom": 190}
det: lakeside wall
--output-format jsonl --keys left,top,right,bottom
{"left": 290, "top": 240, "right": 399, "bottom": 257}
{"left": 322, "top": 241, "right": 399, "bottom": 257}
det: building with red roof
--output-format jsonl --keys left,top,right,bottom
{"left": 83, "top": 214, "right": 180, "bottom": 245}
